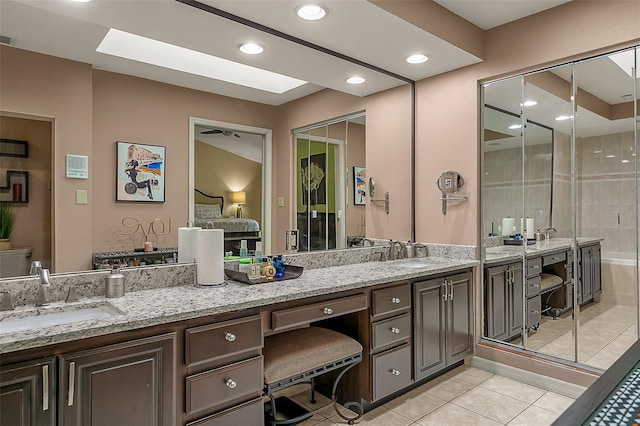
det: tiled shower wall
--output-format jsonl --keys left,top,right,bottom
{"left": 552, "top": 129, "right": 637, "bottom": 254}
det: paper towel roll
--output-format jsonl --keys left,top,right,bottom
{"left": 196, "top": 229, "right": 224, "bottom": 285}
{"left": 526, "top": 218, "right": 535, "bottom": 239}
{"left": 178, "top": 226, "right": 201, "bottom": 263}
{"left": 501, "top": 218, "right": 515, "bottom": 237}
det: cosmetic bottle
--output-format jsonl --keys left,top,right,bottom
{"left": 105, "top": 267, "right": 125, "bottom": 298}
{"left": 255, "top": 241, "right": 263, "bottom": 262}
{"left": 239, "top": 240, "right": 248, "bottom": 258}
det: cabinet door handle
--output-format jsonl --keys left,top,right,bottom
{"left": 390, "top": 297, "right": 401, "bottom": 304}
{"left": 323, "top": 307, "right": 333, "bottom": 315}
{"left": 390, "top": 369, "right": 401, "bottom": 376}
{"left": 442, "top": 280, "right": 448, "bottom": 301}
{"left": 225, "top": 378, "right": 237, "bottom": 389}
{"left": 225, "top": 332, "right": 236, "bottom": 342}
{"left": 42, "top": 365, "right": 49, "bottom": 411}
{"left": 449, "top": 280, "right": 454, "bottom": 301}
{"left": 67, "top": 361, "right": 76, "bottom": 407}
{"left": 390, "top": 327, "right": 400, "bottom": 334}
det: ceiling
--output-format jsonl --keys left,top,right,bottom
{"left": 0, "top": 0, "right": 575, "bottom": 106}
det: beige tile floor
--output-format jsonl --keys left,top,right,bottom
{"left": 289, "top": 365, "right": 577, "bottom": 426}
{"left": 524, "top": 301, "right": 637, "bottom": 369}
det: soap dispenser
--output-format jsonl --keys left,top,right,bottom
{"left": 105, "top": 267, "right": 125, "bottom": 298}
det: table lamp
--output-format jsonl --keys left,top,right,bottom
{"left": 232, "top": 191, "right": 246, "bottom": 218}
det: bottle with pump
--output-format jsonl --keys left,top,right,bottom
{"left": 239, "top": 240, "right": 248, "bottom": 258}
{"left": 105, "top": 267, "right": 125, "bottom": 298}
{"left": 255, "top": 241, "right": 263, "bottom": 263}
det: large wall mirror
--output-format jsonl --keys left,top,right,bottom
{"left": 481, "top": 46, "right": 639, "bottom": 370}
{"left": 0, "top": 1, "right": 412, "bottom": 278}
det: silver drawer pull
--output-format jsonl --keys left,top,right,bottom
{"left": 225, "top": 378, "right": 237, "bottom": 389}
{"left": 390, "top": 369, "right": 401, "bottom": 376}
{"left": 390, "top": 327, "right": 400, "bottom": 334}
{"left": 390, "top": 297, "right": 401, "bottom": 304}
{"left": 67, "top": 361, "right": 76, "bottom": 407}
{"left": 225, "top": 332, "right": 236, "bottom": 342}
{"left": 323, "top": 307, "right": 333, "bottom": 315}
{"left": 532, "top": 310, "right": 540, "bottom": 314}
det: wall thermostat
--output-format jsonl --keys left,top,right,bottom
{"left": 66, "top": 154, "right": 89, "bottom": 179}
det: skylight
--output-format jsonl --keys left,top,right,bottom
{"left": 96, "top": 29, "right": 307, "bottom": 94}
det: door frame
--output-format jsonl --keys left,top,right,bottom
{"left": 188, "top": 117, "right": 272, "bottom": 253}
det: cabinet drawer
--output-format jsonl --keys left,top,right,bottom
{"left": 185, "top": 356, "right": 263, "bottom": 416}
{"left": 185, "top": 315, "right": 262, "bottom": 368}
{"left": 271, "top": 294, "right": 367, "bottom": 332}
{"left": 372, "top": 343, "right": 411, "bottom": 401}
{"left": 186, "top": 397, "right": 263, "bottom": 426}
{"left": 527, "top": 296, "right": 541, "bottom": 328}
{"left": 543, "top": 252, "right": 566, "bottom": 266}
{"left": 526, "top": 276, "right": 541, "bottom": 297}
{"left": 372, "top": 313, "right": 411, "bottom": 351}
{"left": 527, "top": 257, "right": 542, "bottom": 277}
{"left": 371, "top": 284, "right": 411, "bottom": 320}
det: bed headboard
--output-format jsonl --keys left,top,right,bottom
{"left": 195, "top": 188, "right": 224, "bottom": 210}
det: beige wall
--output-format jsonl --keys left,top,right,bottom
{"left": 347, "top": 123, "right": 366, "bottom": 238}
{"left": 0, "top": 116, "right": 52, "bottom": 268}
{"left": 194, "top": 141, "right": 262, "bottom": 224}
{"left": 0, "top": 46, "right": 93, "bottom": 273}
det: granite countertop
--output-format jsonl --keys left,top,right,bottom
{"left": 484, "top": 237, "right": 603, "bottom": 265}
{"left": 0, "top": 256, "right": 477, "bottom": 354}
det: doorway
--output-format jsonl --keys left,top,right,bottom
{"left": 188, "top": 118, "right": 272, "bottom": 254}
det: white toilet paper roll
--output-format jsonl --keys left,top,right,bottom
{"left": 196, "top": 229, "right": 225, "bottom": 285}
{"left": 526, "top": 218, "right": 535, "bottom": 239}
{"left": 178, "top": 226, "right": 201, "bottom": 263}
{"left": 501, "top": 218, "right": 515, "bottom": 236}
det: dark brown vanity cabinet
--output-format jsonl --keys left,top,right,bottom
{"left": 58, "top": 333, "right": 177, "bottom": 426}
{"left": 578, "top": 243, "right": 602, "bottom": 305}
{"left": 484, "top": 262, "right": 523, "bottom": 341}
{"left": 414, "top": 271, "right": 473, "bottom": 381}
{"left": 369, "top": 284, "right": 412, "bottom": 401}
{"left": 0, "top": 357, "right": 56, "bottom": 426}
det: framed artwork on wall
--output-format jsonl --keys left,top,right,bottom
{"left": 353, "top": 166, "right": 365, "bottom": 205}
{"left": 0, "top": 170, "right": 29, "bottom": 203}
{"left": 116, "top": 141, "right": 165, "bottom": 202}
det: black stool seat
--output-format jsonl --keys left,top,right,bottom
{"left": 263, "top": 327, "right": 364, "bottom": 425}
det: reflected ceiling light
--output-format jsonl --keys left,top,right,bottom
{"left": 70, "top": 0, "right": 91, "bottom": 2}
{"left": 238, "top": 42, "right": 264, "bottom": 55}
{"left": 622, "top": 159, "right": 631, "bottom": 163}
{"left": 508, "top": 124, "right": 521, "bottom": 129}
{"left": 606, "top": 155, "right": 616, "bottom": 158}
{"left": 406, "top": 54, "right": 429, "bottom": 64}
{"left": 346, "top": 76, "right": 365, "bottom": 85}
{"left": 296, "top": 4, "right": 327, "bottom": 20}
{"left": 555, "top": 115, "right": 573, "bottom": 121}
{"left": 521, "top": 100, "right": 538, "bottom": 107}
{"left": 593, "top": 150, "right": 602, "bottom": 154}
{"left": 96, "top": 29, "right": 306, "bottom": 94}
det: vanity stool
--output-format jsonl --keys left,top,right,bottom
{"left": 263, "top": 326, "right": 364, "bottom": 425}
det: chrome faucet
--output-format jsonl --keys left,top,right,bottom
{"left": 361, "top": 238, "right": 375, "bottom": 247}
{"left": 0, "top": 290, "right": 15, "bottom": 311}
{"left": 35, "top": 268, "right": 51, "bottom": 306}
{"left": 388, "top": 240, "right": 405, "bottom": 260}
{"left": 544, "top": 227, "right": 558, "bottom": 240}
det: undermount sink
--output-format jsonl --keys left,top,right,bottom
{"left": 0, "top": 302, "right": 123, "bottom": 335}
{"left": 394, "top": 259, "right": 433, "bottom": 269}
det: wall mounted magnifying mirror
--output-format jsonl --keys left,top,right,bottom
{"left": 437, "top": 170, "right": 466, "bottom": 214}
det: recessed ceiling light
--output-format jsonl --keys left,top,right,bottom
{"left": 406, "top": 54, "right": 428, "bottom": 64}
{"left": 621, "top": 159, "right": 631, "bottom": 163}
{"left": 606, "top": 155, "right": 616, "bottom": 158}
{"left": 593, "top": 150, "right": 602, "bottom": 154}
{"left": 296, "top": 4, "right": 327, "bottom": 20}
{"left": 521, "top": 100, "right": 538, "bottom": 107}
{"left": 96, "top": 29, "right": 306, "bottom": 94}
{"left": 555, "top": 115, "right": 573, "bottom": 121}
{"left": 508, "top": 124, "right": 521, "bottom": 129}
{"left": 346, "top": 76, "right": 365, "bottom": 85}
{"left": 238, "top": 42, "right": 264, "bottom": 55}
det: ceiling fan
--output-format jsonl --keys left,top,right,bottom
{"left": 200, "top": 128, "right": 241, "bottom": 138}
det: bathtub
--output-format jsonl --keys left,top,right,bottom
{"left": 600, "top": 251, "right": 638, "bottom": 306}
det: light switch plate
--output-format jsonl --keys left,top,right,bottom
{"left": 76, "top": 190, "right": 88, "bottom": 205}
{"left": 285, "top": 229, "right": 299, "bottom": 251}
{"left": 277, "top": 196, "right": 285, "bottom": 207}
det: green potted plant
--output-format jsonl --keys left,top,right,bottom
{"left": 0, "top": 201, "right": 15, "bottom": 250}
